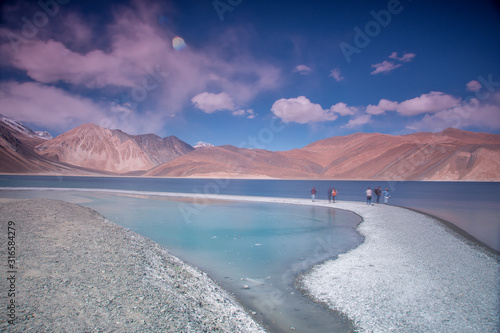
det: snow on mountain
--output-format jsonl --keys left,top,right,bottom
{"left": 0, "top": 114, "right": 52, "bottom": 140}
{"left": 35, "top": 131, "right": 53, "bottom": 140}
{"left": 194, "top": 141, "right": 215, "bottom": 149}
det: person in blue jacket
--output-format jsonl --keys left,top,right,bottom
{"left": 383, "top": 188, "right": 391, "bottom": 204}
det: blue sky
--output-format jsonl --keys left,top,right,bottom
{"left": 1, "top": 0, "right": 499, "bottom": 150}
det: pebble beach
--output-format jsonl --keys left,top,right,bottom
{"left": 0, "top": 198, "right": 265, "bottom": 332}
{"left": 300, "top": 202, "right": 500, "bottom": 333}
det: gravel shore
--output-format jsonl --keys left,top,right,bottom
{"left": 0, "top": 198, "right": 265, "bottom": 332}
{"left": 300, "top": 202, "right": 500, "bottom": 333}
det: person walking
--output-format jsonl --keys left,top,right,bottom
{"left": 374, "top": 186, "right": 382, "bottom": 204}
{"left": 327, "top": 187, "right": 332, "bottom": 203}
{"left": 383, "top": 188, "right": 391, "bottom": 204}
{"left": 332, "top": 188, "right": 337, "bottom": 203}
{"left": 366, "top": 187, "right": 373, "bottom": 205}
{"left": 311, "top": 186, "right": 317, "bottom": 202}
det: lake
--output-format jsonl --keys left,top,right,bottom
{"left": 1, "top": 176, "right": 499, "bottom": 332}
{"left": 1, "top": 175, "right": 499, "bottom": 252}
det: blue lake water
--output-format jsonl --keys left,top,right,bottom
{"left": 1, "top": 176, "right": 499, "bottom": 332}
{"left": 1, "top": 175, "right": 499, "bottom": 251}
{"left": 0, "top": 188, "right": 362, "bottom": 332}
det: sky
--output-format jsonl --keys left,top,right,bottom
{"left": 1, "top": 0, "right": 499, "bottom": 151}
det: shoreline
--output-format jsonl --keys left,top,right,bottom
{"left": 2, "top": 185, "right": 499, "bottom": 255}
{"left": 0, "top": 198, "right": 265, "bottom": 332}
{"left": 1, "top": 190, "right": 499, "bottom": 331}
{"left": 300, "top": 202, "right": 500, "bottom": 332}
{"left": 1, "top": 173, "right": 499, "bottom": 182}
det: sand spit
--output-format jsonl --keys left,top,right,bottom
{"left": 0, "top": 199, "right": 265, "bottom": 332}
{"left": 300, "top": 202, "right": 500, "bottom": 333}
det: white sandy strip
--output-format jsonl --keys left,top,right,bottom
{"left": 301, "top": 202, "right": 500, "bottom": 333}
{"left": 2, "top": 188, "right": 500, "bottom": 331}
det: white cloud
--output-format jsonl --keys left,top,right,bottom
{"left": 366, "top": 99, "right": 399, "bottom": 115}
{"left": 407, "top": 93, "right": 500, "bottom": 131}
{"left": 191, "top": 92, "right": 235, "bottom": 113}
{"left": 293, "top": 65, "right": 312, "bottom": 75}
{"left": 366, "top": 92, "right": 461, "bottom": 116}
{"left": 330, "top": 102, "right": 358, "bottom": 116}
{"left": 397, "top": 91, "right": 460, "bottom": 116}
{"left": 329, "top": 68, "right": 344, "bottom": 82}
{"left": 271, "top": 96, "right": 337, "bottom": 124}
{"left": 342, "top": 114, "right": 372, "bottom": 128}
{"left": 466, "top": 80, "right": 482, "bottom": 92}
{"left": 371, "top": 52, "right": 416, "bottom": 75}
{"left": 232, "top": 109, "right": 255, "bottom": 119}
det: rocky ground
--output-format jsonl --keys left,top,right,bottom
{"left": 0, "top": 198, "right": 265, "bottom": 332}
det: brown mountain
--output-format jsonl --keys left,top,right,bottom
{"left": 145, "top": 128, "right": 500, "bottom": 181}
{"left": 35, "top": 123, "right": 194, "bottom": 174}
{"left": 0, "top": 115, "right": 99, "bottom": 174}
{"left": 2, "top": 115, "right": 499, "bottom": 181}
{"left": 145, "top": 145, "right": 323, "bottom": 178}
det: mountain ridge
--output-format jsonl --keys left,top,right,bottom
{"left": 1, "top": 116, "right": 499, "bottom": 181}
{"left": 35, "top": 123, "right": 194, "bottom": 173}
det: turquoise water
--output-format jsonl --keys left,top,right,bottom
{"left": 0, "top": 189, "right": 363, "bottom": 332}
{"left": 1, "top": 175, "right": 499, "bottom": 251}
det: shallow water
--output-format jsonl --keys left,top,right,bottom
{"left": 0, "top": 189, "right": 363, "bottom": 332}
{"left": 1, "top": 176, "right": 498, "bottom": 252}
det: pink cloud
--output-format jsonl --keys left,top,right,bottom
{"left": 0, "top": 81, "right": 105, "bottom": 130}
{"left": 389, "top": 52, "right": 416, "bottom": 62}
{"left": 466, "top": 80, "right": 482, "bottom": 92}
{"left": 293, "top": 65, "right": 312, "bottom": 75}
{"left": 0, "top": 0, "right": 282, "bottom": 132}
{"left": 371, "top": 60, "right": 402, "bottom": 75}
{"left": 329, "top": 68, "right": 344, "bottom": 82}
{"left": 0, "top": 81, "right": 167, "bottom": 136}
{"left": 372, "top": 52, "right": 416, "bottom": 75}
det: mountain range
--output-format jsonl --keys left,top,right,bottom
{"left": 1, "top": 115, "right": 499, "bottom": 181}
{"left": 35, "top": 123, "right": 194, "bottom": 174}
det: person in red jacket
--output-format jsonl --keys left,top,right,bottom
{"left": 311, "top": 186, "right": 317, "bottom": 202}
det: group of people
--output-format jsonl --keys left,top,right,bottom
{"left": 365, "top": 186, "right": 390, "bottom": 205}
{"left": 310, "top": 186, "right": 337, "bottom": 203}
{"left": 309, "top": 185, "right": 391, "bottom": 205}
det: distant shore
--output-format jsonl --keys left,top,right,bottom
{"left": 0, "top": 198, "right": 265, "bottom": 332}
{"left": 1, "top": 172, "right": 499, "bottom": 182}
